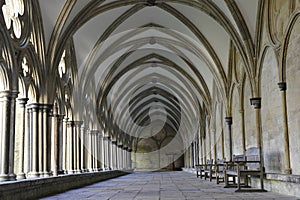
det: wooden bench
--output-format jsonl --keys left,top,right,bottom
{"left": 204, "top": 159, "right": 214, "bottom": 181}
{"left": 224, "top": 147, "right": 266, "bottom": 192}
{"left": 215, "top": 159, "right": 225, "bottom": 184}
{"left": 195, "top": 159, "right": 213, "bottom": 180}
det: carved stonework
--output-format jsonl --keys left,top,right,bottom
{"left": 267, "top": 0, "right": 291, "bottom": 45}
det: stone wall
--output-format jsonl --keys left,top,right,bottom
{"left": 0, "top": 170, "right": 131, "bottom": 200}
{"left": 286, "top": 18, "right": 300, "bottom": 175}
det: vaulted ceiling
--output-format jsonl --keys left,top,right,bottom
{"left": 39, "top": 0, "right": 260, "bottom": 148}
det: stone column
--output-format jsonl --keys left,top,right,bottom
{"left": 128, "top": 148, "right": 132, "bottom": 169}
{"left": 0, "top": 91, "right": 16, "bottom": 181}
{"left": 66, "top": 121, "right": 75, "bottom": 174}
{"left": 23, "top": 102, "right": 30, "bottom": 176}
{"left": 62, "top": 117, "right": 68, "bottom": 173}
{"left": 225, "top": 117, "right": 233, "bottom": 161}
{"left": 80, "top": 124, "right": 86, "bottom": 172}
{"left": 278, "top": 82, "right": 292, "bottom": 174}
{"left": 200, "top": 137, "right": 203, "bottom": 165}
{"left": 37, "top": 105, "right": 43, "bottom": 176}
{"left": 57, "top": 115, "right": 64, "bottom": 174}
{"left": 99, "top": 133, "right": 104, "bottom": 170}
{"left": 93, "top": 131, "right": 99, "bottom": 171}
{"left": 87, "top": 130, "right": 92, "bottom": 172}
{"left": 240, "top": 109, "right": 246, "bottom": 154}
{"left": 123, "top": 147, "right": 128, "bottom": 169}
{"left": 51, "top": 103, "right": 59, "bottom": 177}
{"left": 7, "top": 91, "right": 18, "bottom": 181}
{"left": 250, "top": 97, "right": 264, "bottom": 189}
{"left": 16, "top": 98, "right": 29, "bottom": 180}
{"left": 203, "top": 138, "right": 207, "bottom": 164}
{"left": 111, "top": 141, "right": 117, "bottom": 170}
{"left": 212, "top": 129, "right": 217, "bottom": 163}
{"left": 108, "top": 138, "right": 113, "bottom": 170}
{"left": 118, "top": 145, "right": 123, "bottom": 169}
{"left": 103, "top": 136, "right": 109, "bottom": 170}
{"left": 42, "top": 104, "right": 52, "bottom": 177}
{"left": 74, "top": 121, "right": 83, "bottom": 173}
{"left": 27, "top": 103, "right": 39, "bottom": 178}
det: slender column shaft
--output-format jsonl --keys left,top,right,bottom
{"left": 250, "top": 97, "right": 264, "bottom": 189}
{"left": 225, "top": 117, "right": 233, "bottom": 161}
{"left": 0, "top": 91, "right": 12, "bottom": 181}
{"left": 86, "top": 130, "right": 91, "bottom": 171}
{"left": 28, "top": 104, "right": 39, "bottom": 178}
{"left": 62, "top": 117, "right": 68, "bottom": 173}
{"left": 74, "top": 122, "right": 82, "bottom": 173}
{"left": 240, "top": 110, "right": 246, "bottom": 154}
{"left": 7, "top": 91, "right": 18, "bottom": 181}
{"left": 42, "top": 104, "right": 52, "bottom": 177}
{"left": 108, "top": 139, "right": 113, "bottom": 170}
{"left": 221, "top": 128, "right": 225, "bottom": 159}
{"left": 80, "top": 125, "right": 85, "bottom": 172}
{"left": 278, "top": 82, "right": 292, "bottom": 174}
{"left": 57, "top": 115, "right": 64, "bottom": 173}
{"left": 16, "top": 98, "right": 29, "bottom": 180}
{"left": 52, "top": 103, "right": 59, "bottom": 176}
{"left": 23, "top": 103, "right": 30, "bottom": 175}
{"left": 37, "top": 105, "right": 43, "bottom": 176}
{"left": 67, "top": 121, "right": 74, "bottom": 174}
{"left": 100, "top": 134, "right": 104, "bottom": 170}
{"left": 93, "top": 131, "right": 98, "bottom": 171}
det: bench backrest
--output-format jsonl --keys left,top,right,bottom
{"left": 206, "top": 159, "right": 213, "bottom": 165}
{"left": 216, "top": 158, "right": 225, "bottom": 171}
{"left": 245, "top": 147, "right": 260, "bottom": 170}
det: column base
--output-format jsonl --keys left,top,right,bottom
{"left": 16, "top": 173, "right": 26, "bottom": 180}
{"left": 67, "top": 170, "right": 75, "bottom": 174}
{"left": 285, "top": 168, "right": 292, "bottom": 174}
{"left": 27, "top": 171, "right": 39, "bottom": 178}
{"left": 8, "top": 173, "right": 16, "bottom": 181}
{"left": 0, "top": 174, "right": 10, "bottom": 181}
{"left": 43, "top": 172, "right": 50, "bottom": 177}
{"left": 88, "top": 168, "right": 94, "bottom": 172}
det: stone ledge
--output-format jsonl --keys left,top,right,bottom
{"left": 0, "top": 170, "right": 132, "bottom": 200}
{"left": 266, "top": 173, "right": 300, "bottom": 184}
{"left": 251, "top": 174, "right": 300, "bottom": 198}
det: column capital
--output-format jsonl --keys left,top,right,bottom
{"left": 18, "top": 98, "right": 29, "bottom": 105}
{"left": 112, "top": 141, "right": 117, "bottom": 145}
{"left": 250, "top": 97, "right": 262, "bottom": 109}
{"left": 278, "top": 82, "right": 287, "bottom": 91}
{"left": 73, "top": 121, "right": 83, "bottom": 127}
{"left": 39, "top": 103, "right": 53, "bottom": 110}
{"left": 225, "top": 117, "right": 232, "bottom": 125}
{"left": 27, "top": 103, "right": 39, "bottom": 111}
{"left": 118, "top": 144, "right": 123, "bottom": 148}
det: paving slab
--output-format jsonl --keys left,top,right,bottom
{"left": 41, "top": 171, "right": 299, "bottom": 200}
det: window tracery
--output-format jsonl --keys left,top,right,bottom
{"left": 58, "top": 50, "right": 66, "bottom": 78}
{"left": 21, "top": 56, "right": 29, "bottom": 77}
{"left": 2, "top": 0, "right": 25, "bottom": 39}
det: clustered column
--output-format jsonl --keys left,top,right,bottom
{"left": 0, "top": 91, "right": 18, "bottom": 181}
{"left": 0, "top": 92, "right": 133, "bottom": 182}
{"left": 27, "top": 103, "right": 52, "bottom": 178}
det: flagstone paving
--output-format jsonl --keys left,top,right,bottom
{"left": 41, "top": 171, "right": 299, "bottom": 200}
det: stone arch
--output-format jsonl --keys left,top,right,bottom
{"left": 280, "top": 10, "right": 300, "bottom": 82}
{"left": 284, "top": 14, "right": 300, "bottom": 175}
{"left": 260, "top": 46, "right": 284, "bottom": 173}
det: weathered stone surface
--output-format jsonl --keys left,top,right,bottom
{"left": 41, "top": 171, "right": 298, "bottom": 200}
{"left": 0, "top": 170, "right": 131, "bottom": 200}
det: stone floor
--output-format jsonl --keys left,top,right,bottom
{"left": 41, "top": 171, "right": 299, "bottom": 200}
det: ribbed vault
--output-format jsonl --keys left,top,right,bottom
{"left": 38, "top": 0, "right": 260, "bottom": 164}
